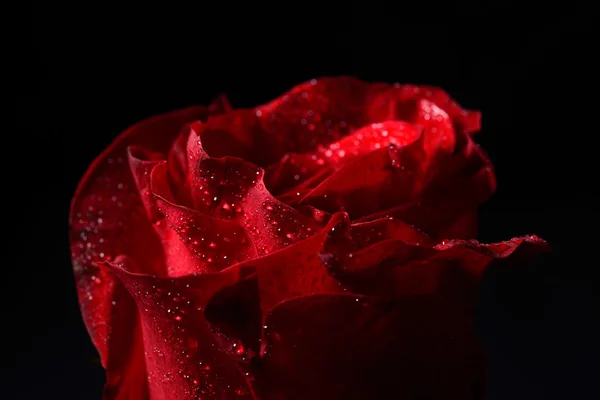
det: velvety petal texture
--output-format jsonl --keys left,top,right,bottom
{"left": 70, "top": 77, "right": 548, "bottom": 400}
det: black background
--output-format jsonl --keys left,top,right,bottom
{"left": 10, "top": 2, "right": 598, "bottom": 399}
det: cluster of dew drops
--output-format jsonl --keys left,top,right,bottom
{"left": 130, "top": 277, "right": 253, "bottom": 398}
{"left": 71, "top": 157, "right": 145, "bottom": 312}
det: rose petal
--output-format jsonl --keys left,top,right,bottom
{"left": 127, "top": 147, "right": 197, "bottom": 278}
{"left": 69, "top": 104, "right": 224, "bottom": 398}
{"left": 202, "top": 213, "right": 348, "bottom": 354}
{"left": 294, "top": 95, "right": 477, "bottom": 220}
{"left": 127, "top": 147, "right": 257, "bottom": 277}
{"left": 150, "top": 163, "right": 257, "bottom": 274}
{"left": 257, "top": 293, "right": 486, "bottom": 400}
{"left": 263, "top": 153, "right": 336, "bottom": 196}
{"left": 346, "top": 215, "right": 436, "bottom": 248}
{"left": 264, "top": 81, "right": 476, "bottom": 195}
{"left": 295, "top": 205, "right": 331, "bottom": 224}
{"left": 186, "top": 127, "right": 322, "bottom": 255}
{"left": 274, "top": 188, "right": 314, "bottom": 207}
{"left": 165, "top": 131, "right": 196, "bottom": 207}
{"left": 296, "top": 119, "right": 494, "bottom": 235}
{"left": 357, "top": 133, "right": 496, "bottom": 238}
{"left": 127, "top": 146, "right": 165, "bottom": 223}
{"left": 265, "top": 120, "right": 424, "bottom": 195}
{"left": 192, "top": 78, "right": 479, "bottom": 200}
{"left": 254, "top": 77, "right": 378, "bottom": 160}
{"left": 84, "top": 268, "right": 149, "bottom": 400}
{"left": 250, "top": 212, "right": 348, "bottom": 316}
{"left": 320, "top": 215, "right": 550, "bottom": 308}
{"left": 298, "top": 129, "right": 434, "bottom": 218}
{"left": 199, "top": 78, "right": 479, "bottom": 175}
{"left": 105, "top": 256, "right": 257, "bottom": 399}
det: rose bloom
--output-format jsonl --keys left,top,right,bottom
{"left": 70, "top": 77, "right": 548, "bottom": 399}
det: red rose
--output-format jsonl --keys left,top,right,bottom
{"left": 70, "top": 77, "right": 548, "bottom": 399}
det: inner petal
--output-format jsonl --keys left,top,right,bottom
{"left": 185, "top": 125, "right": 324, "bottom": 256}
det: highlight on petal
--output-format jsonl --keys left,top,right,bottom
{"left": 260, "top": 80, "right": 489, "bottom": 234}
{"left": 104, "top": 256, "right": 257, "bottom": 399}
{"left": 255, "top": 77, "right": 379, "bottom": 157}
{"left": 293, "top": 119, "right": 495, "bottom": 236}
{"left": 265, "top": 120, "right": 424, "bottom": 196}
{"left": 256, "top": 293, "right": 486, "bottom": 400}
{"left": 297, "top": 130, "right": 433, "bottom": 218}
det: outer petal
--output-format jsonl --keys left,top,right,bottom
{"left": 69, "top": 101, "right": 229, "bottom": 399}
{"left": 256, "top": 293, "right": 486, "bottom": 400}
{"left": 105, "top": 257, "right": 257, "bottom": 399}
{"left": 320, "top": 215, "right": 549, "bottom": 310}
{"left": 251, "top": 223, "right": 547, "bottom": 399}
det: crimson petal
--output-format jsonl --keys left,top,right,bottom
{"left": 254, "top": 77, "right": 377, "bottom": 161}
{"left": 201, "top": 213, "right": 349, "bottom": 363}
{"left": 194, "top": 78, "right": 478, "bottom": 198}
{"left": 186, "top": 126, "right": 323, "bottom": 255}
{"left": 266, "top": 84, "right": 480, "bottom": 211}
{"left": 358, "top": 133, "right": 496, "bottom": 239}
{"left": 165, "top": 130, "right": 196, "bottom": 207}
{"left": 298, "top": 128, "right": 434, "bottom": 218}
{"left": 151, "top": 163, "right": 257, "bottom": 274}
{"left": 296, "top": 97, "right": 478, "bottom": 221}
{"left": 266, "top": 120, "right": 424, "bottom": 196}
{"left": 105, "top": 256, "right": 257, "bottom": 399}
{"left": 69, "top": 104, "right": 226, "bottom": 399}
{"left": 321, "top": 216, "right": 549, "bottom": 309}
{"left": 251, "top": 212, "right": 348, "bottom": 316}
